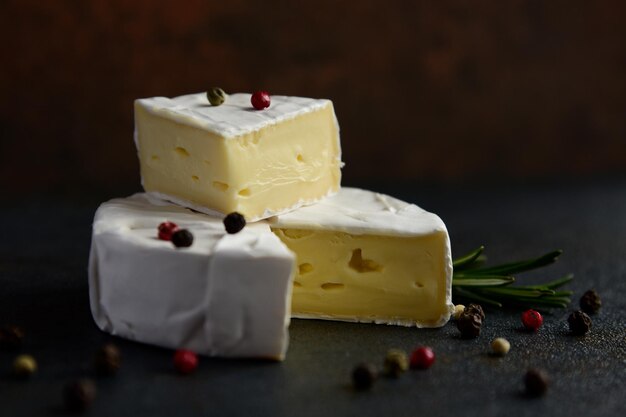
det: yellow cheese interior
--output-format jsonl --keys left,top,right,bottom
{"left": 271, "top": 228, "right": 450, "bottom": 326}
{"left": 135, "top": 103, "right": 341, "bottom": 219}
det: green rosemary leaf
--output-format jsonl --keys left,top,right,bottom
{"left": 450, "top": 247, "right": 572, "bottom": 309}
{"left": 543, "top": 274, "right": 574, "bottom": 289}
{"left": 551, "top": 290, "right": 574, "bottom": 297}
{"left": 453, "top": 272, "right": 513, "bottom": 280}
{"left": 516, "top": 274, "right": 574, "bottom": 290}
{"left": 473, "top": 291, "right": 567, "bottom": 306}
{"left": 452, "top": 246, "right": 485, "bottom": 270}
{"left": 480, "top": 287, "right": 553, "bottom": 297}
{"left": 452, "top": 276, "right": 515, "bottom": 287}
{"left": 459, "top": 250, "right": 563, "bottom": 276}
{"left": 476, "top": 289, "right": 571, "bottom": 307}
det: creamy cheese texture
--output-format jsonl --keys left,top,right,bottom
{"left": 134, "top": 93, "right": 343, "bottom": 221}
{"left": 269, "top": 188, "right": 454, "bottom": 327}
{"left": 88, "top": 193, "right": 295, "bottom": 360}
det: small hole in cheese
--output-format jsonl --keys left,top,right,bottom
{"left": 238, "top": 188, "right": 251, "bottom": 197}
{"left": 298, "top": 263, "right": 314, "bottom": 274}
{"left": 321, "top": 282, "right": 345, "bottom": 290}
{"left": 151, "top": 155, "right": 159, "bottom": 161}
{"left": 212, "top": 181, "right": 229, "bottom": 191}
{"left": 174, "top": 147, "right": 190, "bottom": 157}
{"left": 191, "top": 175, "right": 199, "bottom": 181}
{"left": 348, "top": 249, "right": 383, "bottom": 273}
{"left": 293, "top": 281, "right": 302, "bottom": 287}
{"left": 414, "top": 282, "right": 425, "bottom": 288}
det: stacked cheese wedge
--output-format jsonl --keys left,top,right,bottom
{"left": 89, "top": 93, "right": 454, "bottom": 360}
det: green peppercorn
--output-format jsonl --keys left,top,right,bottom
{"left": 13, "top": 354, "right": 37, "bottom": 378}
{"left": 579, "top": 289, "right": 601, "bottom": 314}
{"left": 94, "top": 343, "right": 121, "bottom": 376}
{"left": 64, "top": 379, "right": 97, "bottom": 412}
{"left": 352, "top": 362, "right": 377, "bottom": 390}
{"left": 568, "top": 310, "right": 592, "bottom": 335}
{"left": 524, "top": 368, "right": 549, "bottom": 396}
{"left": 453, "top": 304, "right": 465, "bottom": 319}
{"left": 383, "top": 349, "right": 408, "bottom": 378}
{"left": 491, "top": 338, "right": 511, "bottom": 356}
{"left": 207, "top": 87, "right": 226, "bottom": 106}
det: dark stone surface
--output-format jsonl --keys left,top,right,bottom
{"left": 1, "top": 181, "right": 625, "bottom": 416}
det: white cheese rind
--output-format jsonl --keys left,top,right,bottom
{"left": 136, "top": 93, "right": 334, "bottom": 138}
{"left": 269, "top": 187, "right": 450, "bottom": 237}
{"left": 88, "top": 193, "right": 295, "bottom": 360}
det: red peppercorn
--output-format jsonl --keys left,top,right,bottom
{"left": 174, "top": 350, "right": 198, "bottom": 374}
{"left": 521, "top": 309, "right": 543, "bottom": 331}
{"left": 158, "top": 221, "right": 179, "bottom": 241}
{"left": 410, "top": 346, "right": 435, "bottom": 370}
{"left": 251, "top": 91, "right": 271, "bottom": 110}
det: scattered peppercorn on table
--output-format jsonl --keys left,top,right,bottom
{"left": 1, "top": 181, "right": 625, "bottom": 416}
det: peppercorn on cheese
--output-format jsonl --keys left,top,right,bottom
{"left": 270, "top": 188, "right": 454, "bottom": 327}
{"left": 134, "top": 93, "right": 342, "bottom": 221}
{"left": 88, "top": 193, "right": 295, "bottom": 360}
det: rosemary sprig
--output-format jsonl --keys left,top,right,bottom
{"left": 452, "top": 246, "right": 573, "bottom": 309}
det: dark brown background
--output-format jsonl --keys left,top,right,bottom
{"left": 2, "top": 0, "right": 625, "bottom": 196}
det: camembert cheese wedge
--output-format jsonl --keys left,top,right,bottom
{"left": 134, "top": 93, "right": 342, "bottom": 221}
{"left": 88, "top": 193, "right": 295, "bottom": 360}
{"left": 270, "top": 188, "right": 454, "bottom": 327}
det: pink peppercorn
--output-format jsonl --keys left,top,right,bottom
{"left": 158, "top": 221, "right": 179, "bottom": 241}
{"left": 521, "top": 309, "right": 543, "bottom": 331}
{"left": 173, "top": 350, "right": 198, "bottom": 374}
{"left": 410, "top": 346, "right": 435, "bottom": 369}
{"left": 251, "top": 91, "right": 271, "bottom": 110}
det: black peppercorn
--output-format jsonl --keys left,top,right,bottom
{"left": 94, "top": 343, "right": 121, "bottom": 376}
{"left": 579, "top": 289, "right": 601, "bottom": 314}
{"left": 224, "top": 212, "right": 246, "bottom": 234}
{"left": 64, "top": 379, "right": 97, "bottom": 412}
{"left": 457, "top": 311, "right": 482, "bottom": 338}
{"left": 171, "top": 229, "right": 194, "bottom": 248}
{"left": 524, "top": 368, "right": 549, "bottom": 396}
{"left": 352, "top": 363, "right": 377, "bottom": 390}
{"left": 0, "top": 325, "right": 24, "bottom": 350}
{"left": 568, "top": 310, "right": 592, "bottom": 335}
{"left": 465, "top": 303, "right": 485, "bottom": 320}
